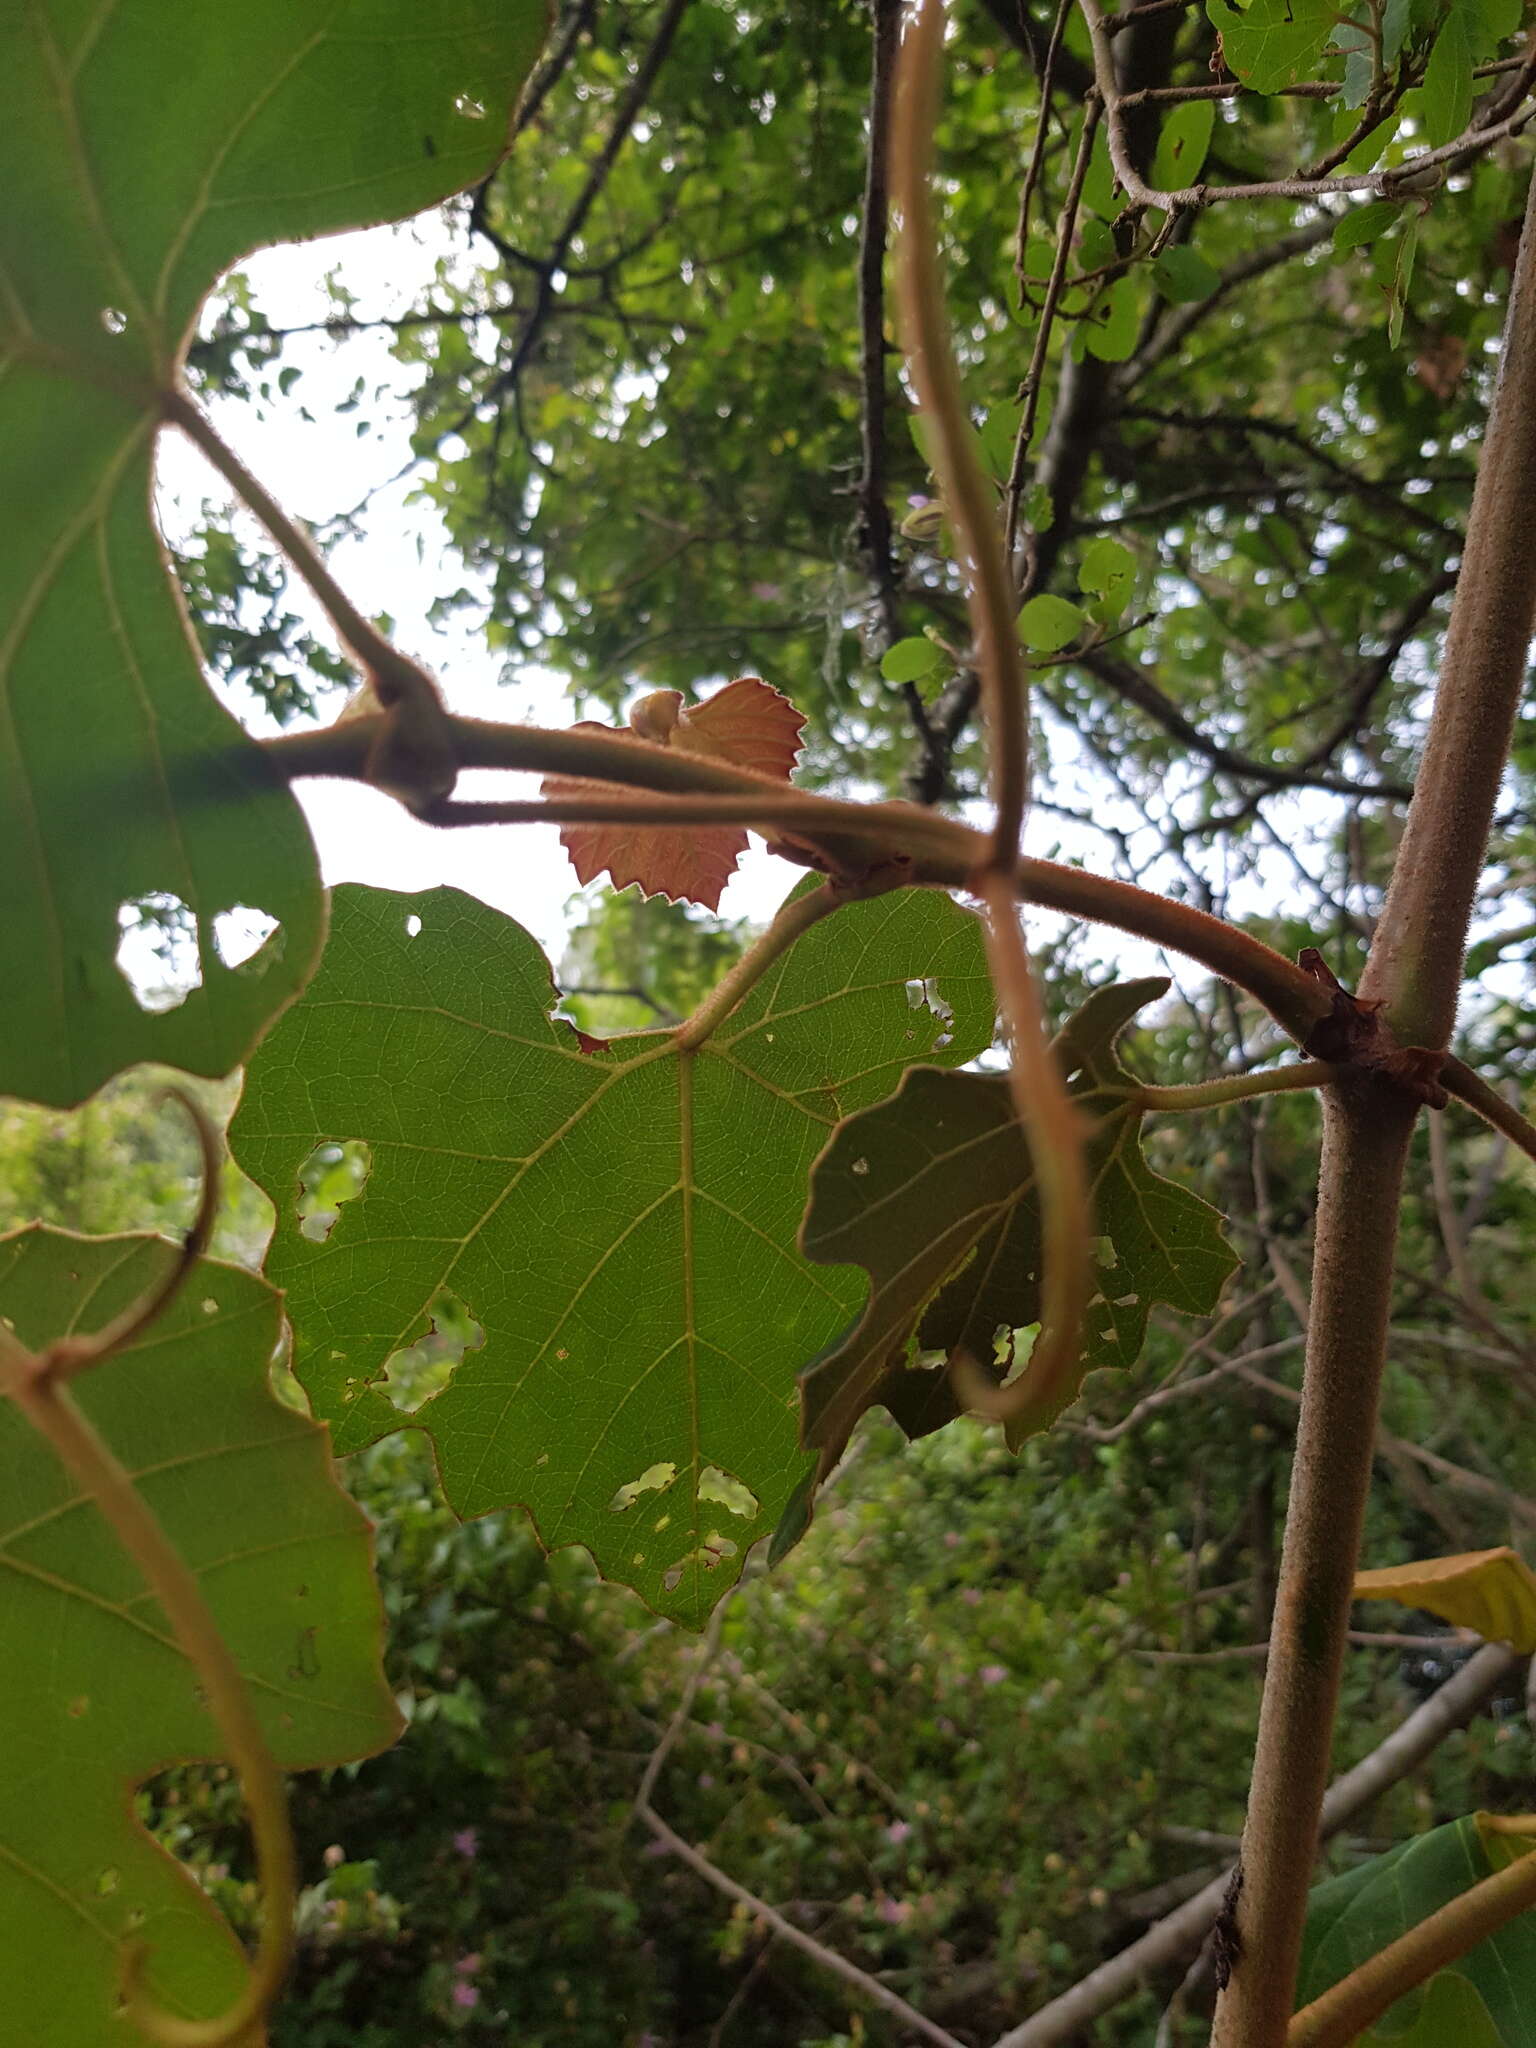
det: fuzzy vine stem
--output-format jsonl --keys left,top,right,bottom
{"left": 1130, "top": 1061, "right": 1339, "bottom": 1113}
{"left": 0, "top": 1109, "right": 296, "bottom": 2048}
{"left": 891, "top": 0, "right": 1093, "bottom": 1426}
{"left": 165, "top": 389, "right": 457, "bottom": 803}
{"left": 264, "top": 713, "right": 1333, "bottom": 1038}
{"left": 11, "top": 1371, "right": 298, "bottom": 2047}
{"left": 1211, "top": 162, "right": 1536, "bottom": 2048}
{"left": 672, "top": 882, "right": 844, "bottom": 1052}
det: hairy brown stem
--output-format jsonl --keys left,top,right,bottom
{"left": 1211, "top": 1082, "right": 1417, "bottom": 2047}
{"left": 262, "top": 709, "right": 1330, "bottom": 1038}
{"left": 1213, "top": 164, "right": 1536, "bottom": 2046}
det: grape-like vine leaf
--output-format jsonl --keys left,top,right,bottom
{"left": 0, "top": 1227, "right": 400, "bottom": 2047}
{"left": 1297, "top": 1814, "right": 1536, "bottom": 2044}
{"left": 228, "top": 882, "right": 992, "bottom": 1623}
{"left": 798, "top": 977, "right": 1238, "bottom": 1460}
{"left": 0, "top": 0, "right": 549, "bottom": 1106}
{"left": 546, "top": 677, "right": 806, "bottom": 909}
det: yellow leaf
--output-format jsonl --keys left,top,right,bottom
{"left": 1353, "top": 1547, "right": 1536, "bottom": 1651}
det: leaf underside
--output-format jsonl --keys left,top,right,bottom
{"left": 797, "top": 977, "right": 1239, "bottom": 1461}
{"left": 229, "top": 883, "right": 993, "bottom": 1624}
{"left": 0, "top": 0, "right": 549, "bottom": 1105}
{"left": 0, "top": 1227, "right": 400, "bottom": 2048}
{"left": 1354, "top": 1547, "right": 1536, "bottom": 1654}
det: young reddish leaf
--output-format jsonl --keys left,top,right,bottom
{"left": 546, "top": 677, "right": 806, "bottom": 909}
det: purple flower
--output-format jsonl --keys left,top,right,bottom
{"left": 961, "top": 1587, "right": 981, "bottom": 1606}
{"left": 452, "top": 1828, "right": 479, "bottom": 1859}
{"left": 455, "top": 1953, "right": 482, "bottom": 1977}
{"left": 876, "top": 1895, "right": 912, "bottom": 1925}
{"left": 886, "top": 1820, "right": 912, "bottom": 1846}
{"left": 452, "top": 1982, "right": 480, "bottom": 2010}
{"left": 978, "top": 1663, "right": 1008, "bottom": 1686}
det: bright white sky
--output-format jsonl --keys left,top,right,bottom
{"left": 155, "top": 216, "right": 807, "bottom": 972}
{"left": 157, "top": 211, "right": 1521, "bottom": 1026}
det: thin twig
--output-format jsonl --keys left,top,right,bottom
{"left": 491, "top": 0, "right": 693, "bottom": 400}
{"left": 634, "top": 1599, "right": 964, "bottom": 2048}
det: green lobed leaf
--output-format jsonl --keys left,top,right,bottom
{"left": 0, "top": 0, "right": 549, "bottom": 1106}
{"left": 0, "top": 1227, "right": 400, "bottom": 2047}
{"left": 797, "top": 978, "right": 1239, "bottom": 1461}
{"left": 1207, "top": 0, "right": 1336, "bottom": 93}
{"left": 229, "top": 883, "right": 993, "bottom": 1624}
{"left": 1297, "top": 1814, "right": 1536, "bottom": 2043}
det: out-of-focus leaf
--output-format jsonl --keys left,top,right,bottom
{"left": 1081, "top": 275, "right": 1142, "bottom": 362}
{"left": 1334, "top": 201, "right": 1406, "bottom": 252}
{"left": 1079, "top": 535, "right": 1138, "bottom": 627}
{"left": 1019, "top": 595, "right": 1087, "bottom": 653}
{"left": 881, "top": 637, "right": 944, "bottom": 684}
{"left": 1353, "top": 1547, "right": 1536, "bottom": 1651}
{"left": 1151, "top": 100, "right": 1216, "bottom": 189}
{"left": 1152, "top": 246, "right": 1222, "bottom": 304}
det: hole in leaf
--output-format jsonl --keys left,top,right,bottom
{"left": 699, "top": 1466, "right": 760, "bottom": 1519}
{"left": 381, "top": 1291, "right": 485, "bottom": 1411}
{"left": 200, "top": 1298, "right": 218, "bottom": 1316}
{"left": 211, "top": 905, "right": 281, "bottom": 973}
{"left": 851, "top": 1157, "right": 870, "bottom": 1177}
{"left": 608, "top": 1461, "right": 678, "bottom": 1513}
{"left": 100, "top": 307, "right": 127, "bottom": 334}
{"left": 296, "top": 1139, "right": 372, "bottom": 1243}
{"left": 905, "top": 975, "right": 955, "bottom": 1046}
{"left": 95, "top": 1868, "right": 120, "bottom": 1895}
{"left": 662, "top": 1533, "right": 740, "bottom": 1591}
{"left": 404, "top": 913, "right": 423, "bottom": 938}
{"left": 115, "top": 894, "right": 202, "bottom": 1012}
{"left": 454, "top": 92, "right": 487, "bottom": 118}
